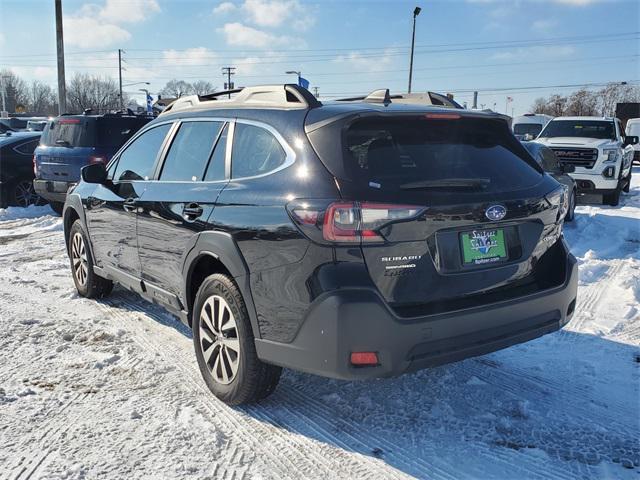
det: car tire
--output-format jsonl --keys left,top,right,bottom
{"left": 565, "top": 189, "right": 576, "bottom": 222}
{"left": 604, "top": 186, "right": 621, "bottom": 207}
{"left": 8, "top": 178, "right": 42, "bottom": 208}
{"left": 192, "top": 273, "right": 282, "bottom": 405}
{"left": 623, "top": 171, "right": 631, "bottom": 193}
{"left": 50, "top": 201, "right": 64, "bottom": 216}
{"left": 68, "top": 220, "right": 113, "bottom": 299}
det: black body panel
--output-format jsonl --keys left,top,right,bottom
{"left": 65, "top": 92, "right": 578, "bottom": 381}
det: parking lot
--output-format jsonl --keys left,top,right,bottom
{"left": 0, "top": 170, "right": 637, "bottom": 479}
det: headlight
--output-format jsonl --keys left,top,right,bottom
{"left": 603, "top": 149, "right": 620, "bottom": 163}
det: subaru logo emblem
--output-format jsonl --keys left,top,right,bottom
{"left": 485, "top": 205, "right": 506, "bottom": 221}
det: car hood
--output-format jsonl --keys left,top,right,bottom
{"left": 535, "top": 137, "right": 618, "bottom": 149}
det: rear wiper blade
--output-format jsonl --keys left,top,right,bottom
{"left": 400, "top": 178, "right": 490, "bottom": 190}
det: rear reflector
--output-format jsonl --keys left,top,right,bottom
{"left": 350, "top": 352, "right": 379, "bottom": 366}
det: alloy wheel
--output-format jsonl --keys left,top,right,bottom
{"left": 71, "top": 232, "right": 88, "bottom": 286}
{"left": 14, "top": 180, "right": 39, "bottom": 207}
{"left": 199, "top": 295, "right": 240, "bottom": 385}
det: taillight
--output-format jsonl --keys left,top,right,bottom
{"left": 288, "top": 200, "right": 425, "bottom": 244}
{"left": 89, "top": 155, "right": 107, "bottom": 165}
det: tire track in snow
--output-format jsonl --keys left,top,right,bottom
{"left": 4, "top": 393, "right": 86, "bottom": 480}
{"left": 564, "top": 260, "right": 625, "bottom": 338}
{"left": 100, "top": 296, "right": 407, "bottom": 480}
{"left": 464, "top": 357, "right": 633, "bottom": 434}
{"left": 103, "top": 292, "right": 579, "bottom": 480}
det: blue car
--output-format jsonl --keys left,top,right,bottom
{"left": 33, "top": 113, "right": 150, "bottom": 214}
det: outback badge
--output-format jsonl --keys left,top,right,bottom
{"left": 485, "top": 205, "right": 507, "bottom": 221}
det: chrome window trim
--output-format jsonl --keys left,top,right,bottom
{"left": 229, "top": 118, "right": 296, "bottom": 181}
{"left": 106, "top": 116, "right": 295, "bottom": 184}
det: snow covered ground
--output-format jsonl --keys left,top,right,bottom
{"left": 1, "top": 173, "right": 639, "bottom": 480}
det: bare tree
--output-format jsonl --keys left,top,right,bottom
{"left": 66, "top": 73, "right": 122, "bottom": 113}
{"left": 160, "top": 79, "right": 194, "bottom": 98}
{"left": 565, "top": 89, "right": 598, "bottom": 116}
{"left": 546, "top": 94, "right": 568, "bottom": 117}
{"left": 532, "top": 97, "right": 549, "bottom": 114}
{"left": 191, "top": 80, "right": 216, "bottom": 96}
{"left": 597, "top": 82, "right": 640, "bottom": 117}
{"left": 28, "top": 81, "right": 57, "bottom": 115}
{"left": 0, "top": 69, "right": 28, "bottom": 113}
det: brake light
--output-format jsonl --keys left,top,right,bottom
{"left": 88, "top": 155, "right": 107, "bottom": 164}
{"left": 288, "top": 200, "right": 425, "bottom": 244}
{"left": 425, "top": 113, "right": 461, "bottom": 120}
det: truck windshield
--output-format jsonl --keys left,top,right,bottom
{"left": 514, "top": 123, "right": 543, "bottom": 136}
{"left": 538, "top": 120, "right": 615, "bottom": 140}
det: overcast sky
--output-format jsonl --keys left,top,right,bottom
{"left": 1, "top": 0, "right": 638, "bottom": 114}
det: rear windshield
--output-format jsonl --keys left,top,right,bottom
{"left": 329, "top": 116, "right": 542, "bottom": 193}
{"left": 41, "top": 117, "right": 94, "bottom": 147}
{"left": 538, "top": 120, "right": 615, "bottom": 140}
{"left": 41, "top": 116, "right": 149, "bottom": 148}
{"left": 514, "top": 123, "right": 542, "bottom": 136}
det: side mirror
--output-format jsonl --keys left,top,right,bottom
{"left": 561, "top": 163, "right": 576, "bottom": 174}
{"left": 81, "top": 163, "right": 108, "bottom": 184}
{"left": 624, "top": 135, "right": 639, "bottom": 146}
{"left": 523, "top": 133, "right": 534, "bottom": 141}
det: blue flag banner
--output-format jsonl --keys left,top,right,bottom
{"left": 298, "top": 77, "right": 310, "bottom": 89}
{"left": 146, "top": 93, "right": 153, "bottom": 114}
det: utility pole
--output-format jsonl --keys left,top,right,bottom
{"left": 118, "top": 49, "right": 124, "bottom": 110}
{"left": 313, "top": 86, "right": 319, "bottom": 98}
{"left": 472, "top": 91, "right": 478, "bottom": 109}
{"left": 221, "top": 67, "right": 236, "bottom": 99}
{"left": 1, "top": 76, "right": 8, "bottom": 116}
{"left": 55, "top": 0, "right": 66, "bottom": 115}
{"left": 408, "top": 6, "right": 421, "bottom": 94}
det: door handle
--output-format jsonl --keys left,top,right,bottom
{"left": 183, "top": 203, "right": 204, "bottom": 220}
{"left": 123, "top": 197, "right": 137, "bottom": 213}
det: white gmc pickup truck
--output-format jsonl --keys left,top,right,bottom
{"left": 534, "top": 117, "right": 637, "bottom": 206}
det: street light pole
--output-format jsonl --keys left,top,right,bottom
{"left": 408, "top": 6, "right": 421, "bottom": 94}
{"left": 285, "top": 70, "right": 301, "bottom": 86}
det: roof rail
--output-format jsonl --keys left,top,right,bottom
{"left": 160, "top": 84, "right": 321, "bottom": 115}
{"left": 335, "top": 89, "right": 463, "bottom": 109}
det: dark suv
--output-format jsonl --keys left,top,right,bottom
{"left": 34, "top": 113, "right": 150, "bottom": 214}
{"left": 62, "top": 85, "right": 578, "bottom": 405}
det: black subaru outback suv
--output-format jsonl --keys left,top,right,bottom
{"left": 62, "top": 85, "right": 578, "bottom": 405}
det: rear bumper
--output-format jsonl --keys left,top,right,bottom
{"left": 256, "top": 240, "right": 578, "bottom": 380}
{"left": 33, "top": 179, "right": 74, "bottom": 203}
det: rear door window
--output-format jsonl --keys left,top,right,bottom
{"left": 14, "top": 139, "right": 40, "bottom": 155}
{"left": 342, "top": 116, "right": 542, "bottom": 193}
{"left": 160, "top": 121, "right": 224, "bottom": 181}
{"left": 111, "top": 124, "right": 171, "bottom": 182}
